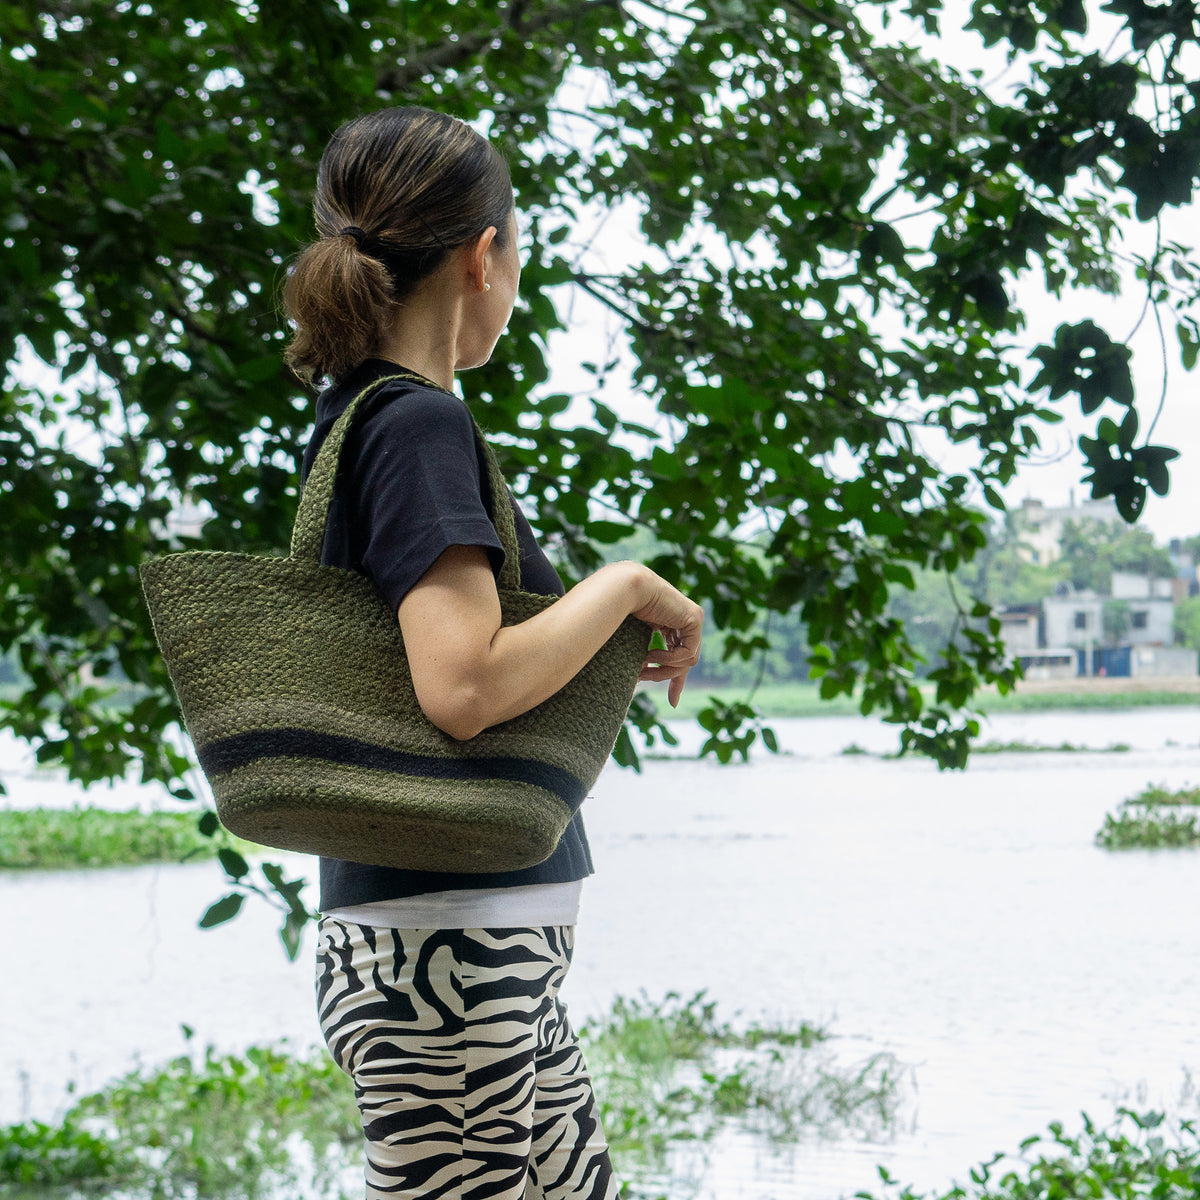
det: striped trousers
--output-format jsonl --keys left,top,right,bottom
{"left": 316, "top": 919, "right": 621, "bottom": 1200}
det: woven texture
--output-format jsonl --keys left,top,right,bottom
{"left": 140, "top": 375, "right": 651, "bottom": 871}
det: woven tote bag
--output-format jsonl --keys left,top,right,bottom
{"left": 140, "top": 374, "right": 651, "bottom": 871}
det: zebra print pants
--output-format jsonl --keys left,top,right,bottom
{"left": 316, "top": 918, "right": 621, "bottom": 1200}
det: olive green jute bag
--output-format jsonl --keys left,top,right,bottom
{"left": 140, "top": 374, "right": 651, "bottom": 871}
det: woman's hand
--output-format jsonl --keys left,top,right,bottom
{"left": 627, "top": 569, "right": 704, "bottom": 707}
{"left": 400, "top": 552, "right": 703, "bottom": 737}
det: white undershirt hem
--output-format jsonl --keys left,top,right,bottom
{"left": 323, "top": 880, "right": 583, "bottom": 930}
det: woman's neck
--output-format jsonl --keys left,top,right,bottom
{"left": 374, "top": 277, "right": 466, "bottom": 392}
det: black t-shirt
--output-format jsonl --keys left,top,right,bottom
{"left": 300, "top": 359, "right": 594, "bottom": 910}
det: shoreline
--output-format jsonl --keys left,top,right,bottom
{"left": 994, "top": 676, "right": 1200, "bottom": 695}
{"left": 662, "top": 677, "right": 1200, "bottom": 719}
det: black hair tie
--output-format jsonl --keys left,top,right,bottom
{"left": 339, "top": 225, "right": 367, "bottom": 248}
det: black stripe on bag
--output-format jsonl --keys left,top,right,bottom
{"left": 197, "top": 729, "right": 587, "bottom": 811}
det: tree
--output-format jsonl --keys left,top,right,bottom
{"left": 1058, "top": 519, "right": 1175, "bottom": 592}
{"left": 1175, "top": 596, "right": 1200, "bottom": 651}
{"left": 3, "top": 0, "right": 1199, "bottom": 949}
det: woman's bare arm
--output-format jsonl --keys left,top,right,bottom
{"left": 398, "top": 545, "right": 703, "bottom": 740}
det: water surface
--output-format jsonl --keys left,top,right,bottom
{"left": 3, "top": 707, "right": 1199, "bottom": 1198}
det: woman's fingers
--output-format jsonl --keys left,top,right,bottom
{"left": 640, "top": 631, "right": 700, "bottom": 706}
{"left": 630, "top": 575, "right": 703, "bottom": 706}
{"left": 638, "top": 662, "right": 693, "bottom": 707}
{"left": 644, "top": 643, "right": 695, "bottom": 665}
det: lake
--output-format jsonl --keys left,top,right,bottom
{"left": 3, "top": 705, "right": 1200, "bottom": 1199}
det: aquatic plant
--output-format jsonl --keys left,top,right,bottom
{"left": 580, "top": 991, "right": 900, "bottom": 1195}
{"left": 0, "top": 993, "right": 892, "bottom": 1200}
{"left": 1124, "top": 783, "right": 1200, "bottom": 808}
{"left": 972, "top": 739, "right": 1130, "bottom": 754}
{"left": 858, "top": 1109, "right": 1200, "bottom": 1200}
{"left": 1096, "top": 806, "right": 1200, "bottom": 849}
{"left": 1096, "top": 782, "right": 1200, "bottom": 849}
{"left": 0, "top": 1038, "right": 360, "bottom": 1199}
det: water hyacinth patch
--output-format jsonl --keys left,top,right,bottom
{"left": 1096, "top": 807, "right": 1200, "bottom": 849}
{"left": 1096, "top": 783, "right": 1200, "bottom": 850}
{"left": 856, "top": 1109, "right": 1200, "bottom": 1200}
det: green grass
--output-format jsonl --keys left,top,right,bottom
{"left": 0, "top": 807, "right": 253, "bottom": 869}
{"left": 667, "top": 681, "right": 1200, "bottom": 721}
{"left": 975, "top": 688, "right": 1200, "bottom": 713}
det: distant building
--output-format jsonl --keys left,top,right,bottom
{"left": 1041, "top": 586, "right": 1103, "bottom": 649}
{"left": 997, "top": 604, "right": 1039, "bottom": 654}
{"left": 1011, "top": 495, "right": 1120, "bottom": 564}
{"left": 996, "top": 506, "right": 1198, "bottom": 678}
{"left": 1167, "top": 538, "right": 1200, "bottom": 598}
{"left": 1017, "top": 649, "right": 1076, "bottom": 681}
{"left": 1016, "top": 574, "right": 1197, "bottom": 679}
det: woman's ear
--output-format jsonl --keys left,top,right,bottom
{"left": 465, "top": 226, "right": 499, "bottom": 293}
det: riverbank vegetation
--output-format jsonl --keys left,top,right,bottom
{"left": 3, "top": 1003, "right": 1195, "bottom": 1200}
{"left": 665, "top": 682, "right": 1200, "bottom": 722}
{"left": 1096, "top": 783, "right": 1200, "bottom": 850}
{"left": 858, "top": 1109, "right": 1200, "bottom": 1200}
{"left": 0, "top": 807, "right": 252, "bottom": 870}
{"left": 0, "top": 992, "right": 898, "bottom": 1200}
{"left": 837, "top": 738, "right": 1133, "bottom": 760}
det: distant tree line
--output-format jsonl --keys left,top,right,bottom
{"left": 657, "top": 517, "right": 1192, "bottom": 685}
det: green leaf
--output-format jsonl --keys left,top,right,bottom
{"left": 218, "top": 848, "right": 250, "bottom": 880}
{"left": 199, "top": 893, "right": 244, "bottom": 929}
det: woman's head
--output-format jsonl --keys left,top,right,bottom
{"left": 283, "top": 106, "right": 514, "bottom": 384}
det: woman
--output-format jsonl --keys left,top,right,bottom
{"left": 283, "top": 106, "right": 703, "bottom": 1199}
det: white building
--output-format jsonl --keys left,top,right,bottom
{"left": 1041, "top": 587, "right": 1103, "bottom": 649}
{"left": 1037, "top": 577, "right": 1196, "bottom": 678}
{"left": 1011, "top": 495, "right": 1120, "bottom": 565}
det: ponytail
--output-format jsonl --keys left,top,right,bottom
{"left": 283, "top": 107, "right": 513, "bottom": 385}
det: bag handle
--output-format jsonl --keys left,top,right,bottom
{"left": 291, "top": 373, "right": 523, "bottom": 593}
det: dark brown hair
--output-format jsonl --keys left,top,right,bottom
{"left": 283, "top": 107, "right": 513, "bottom": 385}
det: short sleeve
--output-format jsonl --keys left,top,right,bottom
{"left": 347, "top": 386, "right": 505, "bottom": 612}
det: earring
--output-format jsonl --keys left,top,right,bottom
{"left": 484, "top": 283, "right": 491, "bottom": 292}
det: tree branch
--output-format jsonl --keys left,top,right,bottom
{"left": 780, "top": 0, "right": 961, "bottom": 134}
{"left": 569, "top": 271, "right": 662, "bottom": 334}
{"left": 374, "top": 0, "right": 623, "bottom": 92}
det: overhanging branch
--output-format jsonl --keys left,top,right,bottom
{"left": 375, "top": 0, "right": 623, "bottom": 92}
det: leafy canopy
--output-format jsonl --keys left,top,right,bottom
{"left": 2, "top": 0, "right": 1199, "bottom": 945}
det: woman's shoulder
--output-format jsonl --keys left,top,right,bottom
{"left": 313, "top": 362, "right": 475, "bottom": 448}
{"left": 368, "top": 377, "right": 473, "bottom": 435}
{"left": 344, "top": 366, "right": 476, "bottom": 445}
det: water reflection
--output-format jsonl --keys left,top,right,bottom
{"left": 2, "top": 707, "right": 1200, "bottom": 1199}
